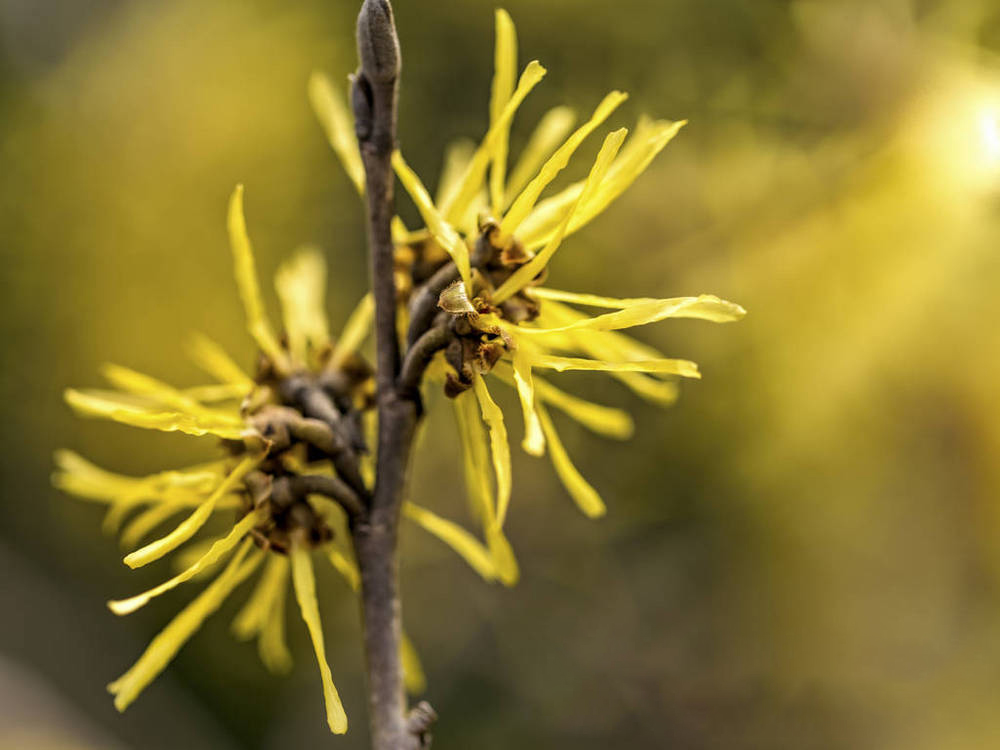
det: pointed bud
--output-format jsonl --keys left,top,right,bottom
{"left": 357, "top": 0, "right": 401, "bottom": 83}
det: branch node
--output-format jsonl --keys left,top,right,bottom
{"left": 407, "top": 701, "right": 437, "bottom": 748}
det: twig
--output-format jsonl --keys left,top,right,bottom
{"left": 406, "top": 261, "right": 457, "bottom": 348}
{"left": 279, "top": 377, "right": 369, "bottom": 497}
{"left": 351, "top": 2, "right": 435, "bottom": 749}
{"left": 289, "top": 474, "right": 365, "bottom": 521}
{"left": 398, "top": 324, "right": 453, "bottom": 399}
{"left": 406, "top": 232, "right": 494, "bottom": 348}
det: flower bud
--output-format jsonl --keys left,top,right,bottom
{"left": 357, "top": 0, "right": 401, "bottom": 83}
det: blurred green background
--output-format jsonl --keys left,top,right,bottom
{"left": 2, "top": 0, "right": 1000, "bottom": 747}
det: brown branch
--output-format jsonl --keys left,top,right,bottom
{"left": 406, "top": 261, "right": 457, "bottom": 348}
{"left": 279, "top": 377, "right": 369, "bottom": 496}
{"left": 351, "top": 2, "right": 435, "bottom": 749}
{"left": 398, "top": 324, "right": 453, "bottom": 399}
{"left": 288, "top": 474, "right": 365, "bottom": 521}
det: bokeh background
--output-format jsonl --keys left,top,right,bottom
{"left": 3, "top": 0, "right": 1000, "bottom": 747}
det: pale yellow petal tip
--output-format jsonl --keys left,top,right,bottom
{"left": 487, "top": 526, "right": 520, "bottom": 587}
{"left": 122, "top": 551, "right": 145, "bottom": 569}
{"left": 107, "top": 599, "right": 137, "bottom": 616}
{"left": 525, "top": 60, "right": 547, "bottom": 79}
{"left": 521, "top": 435, "right": 545, "bottom": 457}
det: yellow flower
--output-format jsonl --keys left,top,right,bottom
{"left": 55, "top": 187, "right": 437, "bottom": 734}
{"left": 310, "top": 9, "right": 745, "bottom": 585}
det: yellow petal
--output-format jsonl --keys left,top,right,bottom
{"left": 325, "top": 545, "right": 361, "bottom": 592}
{"left": 360, "top": 409, "right": 377, "bottom": 487}
{"left": 485, "top": 523, "right": 519, "bottom": 587}
{"left": 308, "top": 71, "right": 365, "bottom": 195}
{"left": 290, "top": 541, "right": 348, "bottom": 734}
{"left": 230, "top": 554, "right": 294, "bottom": 675}
{"left": 232, "top": 554, "right": 289, "bottom": 640}
{"left": 517, "top": 295, "right": 746, "bottom": 337}
{"left": 499, "top": 91, "right": 627, "bottom": 241}
{"left": 171, "top": 539, "right": 217, "bottom": 576}
{"left": 435, "top": 138, "right": 477, "bottom": 209}
{"left": 504, "top": 106, "right": 576, "bottom": 209}
{"left": 186, "top": 333, "right": 254, "bottom": 389}
{"left": 530, "top": 288, "right": 746, "bottom": 321}
{"left": 453, "top": 394, "right": 519, "bottom": 586}
{"left": 537, "top": 300, "right": 682, "bottom": 405}
{"left": 441, "top": 60, "right": 547, "bottom": 224}
{"left": 65, "top": 389, "right": 246, "bottom": 440}
{"left": 257, "top": 575, "right": 292, "bottom": 674}
{"left": 123, "top": 454, "right": 263, "bottom": 569}
{"left": 119, "top": 502, "right": 185, "bottom": 551}
{"left": 493, "top": 128, "right": 628, "bottom": 304}
{"left": 275, "top": 246, "right": 331, "bottom": 366}
{"left": 107, "top": 540, "right": 261, "bottom": 712}
{"left": 489, "top": 8, "right": 518, "bottom": 214}
{"left": 52, "top": 455, "right": 225, "bottom": 506}
{"left": 257, "top": 565, "right": 293, "bottom": 675}
{"left": 53, "top": 450, "right": 205, "bottom": 503}
{"left": 491, "top": 364, "right": 633, "bottom": 439}
{"left": 453, "top": 392, "right": 495, "bottom": 525}
{"left": 392, "top": 150, "right": 472, "bottom": 289}
{"left": 329, "top": 293, "right": 374, "bottom": 371}
{"left": 391, "top": 215, "right": 412, "bottom": 245}
{"left": 537, "top": 405, "right": 606, "bottom": 518}
{"left": 53, "top": 450, "right": 131, "bottom": 498}
{"left": 529, "top": 354, "right": 700, "bottom": 378}
{"left": 403, "top": 502, "right": 497, "bottom": 582}
{"left": 571, "top": 119, "right": 686, "bottom": 233}
{"left": 100, "top": 364, "right": 239, "bottom": 420}
{"left": 110, "top": 510, "right": 265, "bottom": 616}
{"left": 520, "top": 119, "right": 686, "bottom": 249}
{"left": 472, "top": 376, "right": 513, "bottom": 528}
{"left": 401, "top": 630, "right": 427, "bottom": 695}
{"left": 511, "top": 350, "right": 545, "bottom": 456}
{"left": 180, "top": 384, "right": 248, "bottom": 403}
{"left": 228, "top": 185, "right": 288, "bottom": 370}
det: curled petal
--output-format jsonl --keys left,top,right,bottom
{"left": 123, "top": 455, "right": 263, "bottom": 569}
{"left": 537, "top": 405, "right": 606, "bottom": 518}
{"left": 472, "top": 376, "right": 513, "bottom": 528}
{"left": 110, "top": 510, "right": 265, "bottom": 616}
{"left": 107, "top": 540, "right": 261, "bottom": 712}
{"left": 403, "top": 502, "right": 497, "bottom": 582}
{"left": 530, "top": 354, "right": 701, "bottom": 379}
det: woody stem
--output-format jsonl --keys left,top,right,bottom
{"left": 351, "top": 1, "right": 434, "bottom": 749}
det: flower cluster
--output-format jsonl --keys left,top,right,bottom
{"left": 56, "top": 8, "right": 743, "bottom": 736}
{"left": 312, "top": 9, "right": 744, "bottom": 576}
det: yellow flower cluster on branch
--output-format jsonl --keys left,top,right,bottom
{"left": 56, "top": 6, "right": 743, "bottom": 737}
{"left": 313, "top": 9, "right": 744, "bottom": 577}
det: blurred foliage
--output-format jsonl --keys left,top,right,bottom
{"left": 2, "top": 0, "right": 1000, "bottom": 748}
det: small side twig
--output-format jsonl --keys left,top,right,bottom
{"left": 398, "top": 324, "right": 453, "bottom": 399}
{"left": 289, "top": 474, "right": 365, "bottom": 521}
{"left": 406, "top": 261, "right": 458, "bottom": 348}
